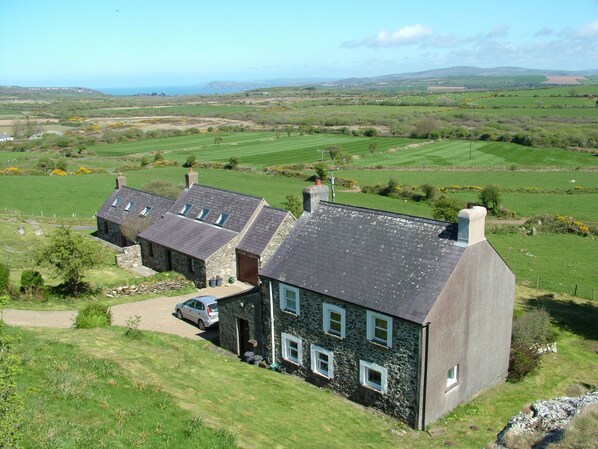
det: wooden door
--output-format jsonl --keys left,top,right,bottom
{"left": 236, "top": 251, "right": 259, "bottom": 285}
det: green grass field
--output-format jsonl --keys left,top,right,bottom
{"left": 8, "top": 287, "right": 598, "bottom": 448}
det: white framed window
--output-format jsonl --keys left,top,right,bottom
{"left": 124, "top": 200, "right": 134, "bottom": 212}
{"left": 359, "top": 360, "right": 388, "bottom": 394}
{"left": 281, "top": 333, "right": 302, "bottom": 365}
{"left": 366, "top": 311, "right": 393, "bottom": 347}
{"left": 446, "top": 365, "right": 459, "bottom": 390}
{"left": 197, "top": 207, "right": 209, "bottom": 221}
{"left": 279, "top": 283, "right": 300, "bottom": 315}
{"left": 111, "top": 197, "right": 121, "bottom": 207}
{"left": 140, "top": 206, "right": 151, "bottom": 217}
{"left": 215, "top": 213, "right": 229, "bottom": 227}
{"left": 323, "top": 303, "right": 346, "bottom": 338}
{"left": 311, "top": 345, "right": 333, "bottom": 379}
{"left": 179, "top": 203, "right": 192, "bottom": 216}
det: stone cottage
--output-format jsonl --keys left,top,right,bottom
{"left": 218, "top": 182, "right": 515, "bottom": 429}
{"left": 97, "top": 169, "right": 296, "bottom": 287}
{"left": 96, "top": 175, "right": 174, "bottom": 247}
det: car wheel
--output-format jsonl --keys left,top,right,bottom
{"left": 198, "top": 319, "right": 206, "bottom": 330}
{"left": 176, "top": 309, "right": 183, "bottom": 319}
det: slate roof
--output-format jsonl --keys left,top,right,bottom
{"left": 260, "top": 202, "right": 465, "bottom": 324}
{"left": 138, "top": 212, "right": 237, "bottom": 260}
{"left": 170, "top": 184, "right": 264, "bottom": 233}
{"left": 97, "top": 187, "right": 174, "bottom": 225}
{"left": 237, "top": 207, "right": 291, "bottom": 257}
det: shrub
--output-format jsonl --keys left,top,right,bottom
{"left": 224, "top": 156, "right": 240, "bottom": 170}
{"left": 123, "top": 315, "right": 142, "bottom": 339}
{"left": 0, "top": 263, "right": 9, "bottom": 294}
{"left": 421, "top": 183, "right": 438, "bottom": 201}
{"left": 74, "top": 303, "right": 112, "bottom": 329}
{"left": 153, "top": 151, "right": 164, "bottom": 162}
{"left": 508, "top": 308, "right": 554, "bottom": 382}
{"left": 0, "top": 332, "right": 23, "bottom": 448}
{"left": 20, "top": 270, "right": 45, "bottom": 295}
{"left": 182, "top": 155, "right": 197, "bottom": 168}
{"left": 283, "top": 194, "right": 303, "bottom": 219}
{"left": 314, "top": 162, "right": 328, "bottom": 181}
{"left": 433, "top": 196, "right": 464, "bottom": 222}
{"left": 479, "top": 184, "right": 501, "bottom": 212}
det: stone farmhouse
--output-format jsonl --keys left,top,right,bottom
{"left": 219, "top": 182, "right": 515, "bottom": 429}
{"left": 97, "top": 170, "right": 295, "bottom": 287}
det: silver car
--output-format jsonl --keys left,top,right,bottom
{"left": 174, "top": 296, "right": 219, "bottom": 330}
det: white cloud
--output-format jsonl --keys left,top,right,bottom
{"left": 535, "top": 27, "right": 553, "bottom": 37}
{"left": 341, "top": 24, "right": 433, "bottom": 48}
{"left": 576, "top": 20, "right": 598, "bottom": 38}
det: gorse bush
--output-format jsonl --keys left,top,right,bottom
{"left": 74, "top": 303, "right": 112, "bottom": 329}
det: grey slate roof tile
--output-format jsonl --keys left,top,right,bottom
{"left": 260, "top": 202, "right": 465, "bottom": 324}
{"left": 97, "top": 187, "right": 174, "bottom": 225}
{"left": 139, "top": 212, "right": 237, "bottom": 260}
{"left": 169, "top": 184, "right": 263, "bottom": 233}
{"left": 237, "top": 207, "right": 291, "bottom": 256}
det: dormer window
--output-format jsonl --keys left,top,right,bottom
{"left": 215, "top": 213, "right": 229, "bottom": 227}
{"left": 124, "top": 201, "right": 134, "bottom": 212}
{"left": 179, "top": 203, "right": 192, "bottom": 216}
{"left": 196, "top": 208, "right": 209, "bottom": 222}
{"left": 140, "top": 206, "right": 151, "bottom": 217}
{"left": 111, "top": 197, "right": 121, "bottom": 207}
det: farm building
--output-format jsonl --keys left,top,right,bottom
{"left": 97, "top": 170, "right": 295, "bottom": 287}
{"left": 0, "top": 132, "right": 14, "bottom": 142}
{"left": 218, "top": 182, "right": 515, "bottom": 429}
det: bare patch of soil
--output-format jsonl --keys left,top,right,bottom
{"left": 543, "top": 76, "right": 587, "bottom": 85}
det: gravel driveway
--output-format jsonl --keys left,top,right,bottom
{"left": 2, "top": 283, "right": 251, "bottom": 340}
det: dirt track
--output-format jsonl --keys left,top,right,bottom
{"left": 2, "top": 283, "right": 251, "bottom": 340}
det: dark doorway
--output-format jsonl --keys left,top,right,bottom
{"left": 166, "top": 250, "right": 172, "bottom": 271}
{"left": 237, "top": 251, "right": 259, "bottom": 285}
{"left": 238, "top": 318, "right": 251, "bottom": 355}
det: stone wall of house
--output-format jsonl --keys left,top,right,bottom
{"left": 115, "top": 244, "right": 142, "bottom": 270}
{"left": 97, "top": 217, "right": 124, "bottom": 246}
{"left": 205, "top": 236, "right": 241, "bottom": 283}
{"left": 219, "top": 291, "right": 263, "bottom": 356}
{"left": 139, "top": 239, "right": 207, "bottom": 287}
{"left": 260, "top": 279, "right": 422, "bottom": 426}
{"left": 259, "top": 214, "right": 296, "bottom": 270}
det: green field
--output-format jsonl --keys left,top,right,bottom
{"left": 8, "top": 287, "right": 598, "bottom": 448}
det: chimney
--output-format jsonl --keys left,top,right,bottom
{"left": 115, "top": 174, "right": 126, "bottom": 190}
{"left": 185, "top": 168, "right": 198, "bottom": 188}
{"left": 302, "top": 179, "right": 329, "bottom": 214}
{"left": 456, "top": 206, "right": 487, "bottom": 247}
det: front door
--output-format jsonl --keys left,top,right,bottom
{"left": 238, "top": 318, "right": 251, "bottom": 355}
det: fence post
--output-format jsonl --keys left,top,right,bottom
{"left": 536, "top": 276, "right": 540, "bottom": 289}
{"left": 573, "top": 284, "right": 578, "bottom": 296}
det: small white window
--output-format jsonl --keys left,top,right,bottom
{"left": 311, "top": 345, "right": 333, "bottom": 379}
{"left": 197, "top": 207, "right": 209, "bottom": 221}
{"left": 215, "top": 213, "right": 229, "bottom": 227}
{"left": 124, "top": 200, "right": 134, "bottom": 212}
{"left": 279, "top": 283, "right": 300, "bottom": 315}
{"left": 140, "top": 206, "right": 151, "bottom": 217}
{"left": 111, "top": 197, "right": 121, "bottom": 207}
{"left": 179, "top": 203, "right": 192, "bottom": 216}
{"left": 359, "top": 360, "right": 388, "bottom": 393}
{"left": 281, "top": 333, "right": 302, "bottom": 365}
{"left": 447, "top": 365, "right": 459, "bottom": 390}
{"left": 323, "top": 303, "right": 346, "bottom": 338}
{"left": 366, "top": 311, "right": 393, "bottom": 347}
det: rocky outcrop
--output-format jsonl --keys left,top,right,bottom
{"left": 493, "top": 390, "right": 598, "bottom": 448}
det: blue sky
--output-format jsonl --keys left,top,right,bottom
{"left": 1, "top": 0, "right": 597, "bottom": 88}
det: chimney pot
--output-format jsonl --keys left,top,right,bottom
{"left": 315, "top": 178, "right": 321, "bottom": 186}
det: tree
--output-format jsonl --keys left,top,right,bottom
{"left": 283, "top": 194, "right": 303, "bottom": 219}
{"left": 34, "top": 227, "right": 103, "bottom": 295}
{"left": 363, "top": 128, "right": 378, "bottom": 137}
{"left": 432, "top": 196, "right": 464, "bottom": 222}
{"left": 314, "top": 162, "right": 328, "bottom": 182}
{"left": 412, "top": 117, "right": 440, "bottom": 138}
{"left": 479, "top": 184, "right": 501, "bottom": 211}
{"left": 326, "top": 145, "right": 341, "bottom": 161}
{"left": 286, "top": 126, "right": 293, "bottom": 137}
{"left": 121, "top": 216, "right": 151, "bottom": 244}
{"left": 182, "top": 155, "right": 197, "bottom": 167}
{"left": 421, "top": 183, "right": 438, "bottom": 201}
{"left": 214, "top": 136, "right": 223, "bottom": 145}
{"left": 225, "top": 155, "right": 240, "bottom": 170}
{"left": 368, "top": 142, "right": 378, "bottom": 155}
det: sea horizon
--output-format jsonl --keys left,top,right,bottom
{"left": 97, "top": 84, "right": 245, "bottom": 96}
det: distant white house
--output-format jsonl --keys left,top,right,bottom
{"left": 0, "top": 133, "right": 14, "bottom": 142}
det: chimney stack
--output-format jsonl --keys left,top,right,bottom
{"left": 302, "top": 179, "right": 329, "bottom": 214}
{"left": 456, "top": 206, "right": 487, "bottom": 247}
{"left": 115, "top": 174, "right": 126, "bottom": 190}
{"left": 185, "top": 168, "right": 198, "bottom": 189}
